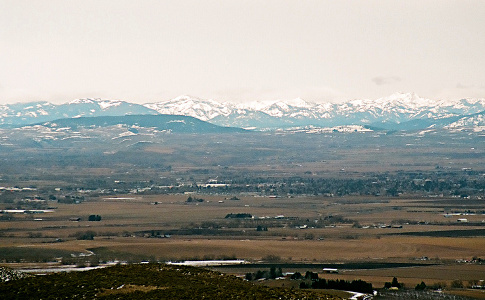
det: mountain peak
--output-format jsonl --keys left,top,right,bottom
{"left": 69, "top": 98, "right": 98, "bottom": 105}
{"left": 171, "top": 94, "right": 201, "bottom": 102}
{"left": 144, "top": 95, "right": 231, "bottom": 121}
{"left": 279, "top": 98, "right": 313, "bottom": 108}
{"left": 375, "top": 92, "right": 431, "bottom": 106}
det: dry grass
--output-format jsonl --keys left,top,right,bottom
{"left": 6, "top": 235, "right": 482, "bottom": 263}
{"left": 97, "top": 284, "right": 163, "bottom": 296}
{"left": 2, "top": 194, "right": 485, "bottom": 292}
{"left": 447, "top": 289, "right": 485, "bottom": 299}
{"left": 321, "top": 264, "right": 485, "bottom": 288}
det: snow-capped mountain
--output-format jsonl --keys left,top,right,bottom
{"left": 144, "top": 92, "right": 485, "bottom": 129}
{"left": 1, "top": 93, "right": 485, "bottom": 131}
{"left": 144, "top": 95, "right": 232, "bottom": 121}
{"left": 444, "top": 111, "right": 485, "bottom": 132}
{"left": 0, "top": 99, "right": 157, "bottom": 126}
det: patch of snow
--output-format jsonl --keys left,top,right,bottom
{"left": 69, "top": 98, "right": 96, "bottom": 105}
{"left": 99, "top": 100, "right": 122, "bottom": 110}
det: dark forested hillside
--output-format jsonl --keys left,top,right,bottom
{"left": 35, "top": 114, "right": 246, "bottom": 133}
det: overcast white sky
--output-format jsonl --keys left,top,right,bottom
{"left": 1, "top": 0, "right": 484, "bottom": 104}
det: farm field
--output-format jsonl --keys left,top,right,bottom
{"left": 1, "top": 131, "right": 485, "bottom": 298}
{"left": 2, "top": 194, "right": 485, "bottom": 295}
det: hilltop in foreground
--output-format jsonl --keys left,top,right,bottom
{"left": 0, "top": 264, "right": 338, "bottom": 300}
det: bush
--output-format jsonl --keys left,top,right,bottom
{"left": 186, "top": 196, "right": 204, "bottom": 203}
{"left": 451, "top": 280, "right": 464, "bottom": 289}
{"left": 261, "top": 255, "right": 281, "bottom": 263}
{"left": 225, "top": 213, "right": 252, "bottom": 219}
{"left": 70, "top": 230, "right": 96, "bottom": 240}
{"left": 415, "top": 281, "right": 426, "bottom": 290}
{"left": 88, "top": 215, "right": 102, "bottom": 221}
{"left": 256, "top": 225, "right": 268, "bottom": 231}
{"left": 431, "top": 281, "right": 447, "bottom": 290}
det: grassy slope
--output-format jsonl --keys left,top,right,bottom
{"left": 0, "top": 263, "right": 340, "bottom": 300}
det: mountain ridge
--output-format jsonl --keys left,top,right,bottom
{"left": 30, "top": 114, "right": 246, "bottom": 134}
{"left": 2, "top": 93, "right": 485, "bottom": 131}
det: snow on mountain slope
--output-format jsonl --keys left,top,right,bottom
{"left": 258, "top": 100, "right": 321, "bottom": 118}
{"left": 330, "top": 93, "right": 457, "bottom": 121}
{"left": 0, "top": 99, "right": 157, "bottom": 126}
{"left": 1, "top": 93, "right": 485, "bottom": 130}
{"left": 444, "top": 112, "right": 485, "bottom": 132}
{"left": 144, "top": 95, "right": 232, "bottom": 121}
{"left": 146, "top": 93, "right": 485, "bottom": 130}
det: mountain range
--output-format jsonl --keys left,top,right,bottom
{"left": 1, "top": 93, "right": 485, "bottom": 131}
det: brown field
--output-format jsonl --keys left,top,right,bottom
{"left": 2, "top": 193, "right": 485, "bottom": 296}
{"left": 1, "top": 126, "right": 485, "bottom": 299}
{"left": 10, "top": 235, "right": 482, "bottom": 262}
{"left": 315, "top": 264, "right": 485, "bottom": 288}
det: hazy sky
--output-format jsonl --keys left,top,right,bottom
{"left": 1, "top": 0, "right": 484, "bottom": 104}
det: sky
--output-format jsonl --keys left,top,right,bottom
{"left": 1, "top": 0, "right": 484, "bottom": 104}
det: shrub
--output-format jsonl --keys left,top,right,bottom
{"left": 415, "top": 281, "right": 426, "bottom": 290}
{"left": 451, "top": 280, "right": 464, "bottom": 289}
{"left": 88, "top": 215, "right": 102, "bottom": 221}
{"left": 225, "top": 213, "right": 252, "bottom": 219}
{"left": 70, "top": 230, "right": 96, "bottom": 240}
{"left": 261, "top": 255, "right": 281, "bottom": 263}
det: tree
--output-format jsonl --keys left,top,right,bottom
{"left": 88, "top": 215, "right": 101, "bottom": 221}
{"left": 305, "top": 271, "right": 318, "bottom": 281}
{"left": 391, "top": 277, "right": 402, "bottom": 288}
{"left": 385, "top": 277, "right": 402, "bottom": 289}
{"left": 415, "top": 281, "right": 426, "bottom": 290}
{"left": 276, "top": 267, "right": 283, "bottom": 278}
{"left": 269, "top": 266, "right": 277, "bottom": 279}
{"left": 256, "top": 225, "right": 268, "bottom": 231}
{"left": 255, "top": 270, "right": 265, "bottom": 280}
